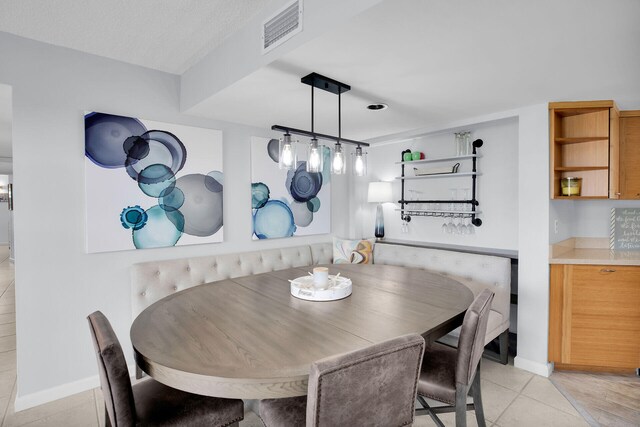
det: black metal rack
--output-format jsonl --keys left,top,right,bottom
{"left": 398, "top": 139, "right": 483, "bottom": 227}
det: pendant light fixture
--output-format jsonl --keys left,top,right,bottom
{"left": 332, "top": 143, "right": 346, "bottom": 174}
{"left": 307, "top": 138, "right": 323, "bottom": 172}
{"left": 306, "top": 82, "right": 324, "bottom": 173}
{"left": 332, "top": 90, "right": 346, "bottom": 174}
{"left": 352, "top": 145, "right": 367, "bottom": 176}
{"left": 272, "top": 72, "right": 369, "bottom": 175}
{"left": 278, "top": 133, "right": 296, "bottom": 170}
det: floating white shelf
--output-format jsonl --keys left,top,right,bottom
{"left": 395, "top": 154, "right": 479, "bottom": 165}
{"left": 395, "top": 208, "right": 482, "bottom": 215}
{"left": 395, "top": 172, "right": 479, "bottom": 180}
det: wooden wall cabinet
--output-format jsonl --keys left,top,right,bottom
{"left": 619, "top": 110, "right": 640, "bottom": 199}
{"left": 550, "top": 101, "right": 620, "bottom": 199}
{"left": 549, "top": 264, "right": 640, "bottom": 372}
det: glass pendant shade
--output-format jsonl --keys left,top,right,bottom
{"left": 332, "top": 143, "right": 346, "bottom": 174}
{"left": 307, "top": 138, "right": 324, "bottom": 173}
{"left": 278, "top": 134, "right": 296, "bottom": 170}
{"left": 352, "top": 146, "right": 367, "bottom": 176}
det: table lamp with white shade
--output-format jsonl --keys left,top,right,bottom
{"left": 367, "top": 181, "right": 393, "bottom": 240}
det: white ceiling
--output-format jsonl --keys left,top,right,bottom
{"left": 0, "top": 0, "right": 268, "bottom": 74}
{"left": 1, "top": 0, "right": 639, "bottom": 143}
{"left": 188, "top": 0, "right": 640, "bottom": 141}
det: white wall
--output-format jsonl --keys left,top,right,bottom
{"left": 514, "top": 103, "right": 552, "bottom": 376}
{"left": 552, "top": 199, "right": 640, "bottom": 240}
{"left": 0, "top": 32, "right": 350, "bottom": 407}
{"left": 360, "top": 118, "right": 519, "bottom": 250}
{"left": 0, "top": 175, "right": 9, "bottom": 244}
{"left": 355, "top": 105, "right": 554, "bottom": 378}
{"left": 549, "top": 200, "right": 574, "bottom": 243}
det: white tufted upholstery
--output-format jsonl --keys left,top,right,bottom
{"left": 373, "top": 244, "right": 510, "bottom": 345}
{"left": 310, "top": 242, "right": 334, "bottom": 265}
{"left": 131, "top": 241, "right": 508, "bottom": 347}
{"left": 131, "top": 244, "right": 332, "bottom": 318}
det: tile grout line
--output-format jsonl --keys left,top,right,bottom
{"left": 1, "top": 377, "right": 16, "bottom": 427}
{"left": 527, "top": 379, "right": 599, "bottom": 422}
{"left": 0, "top": 249, "right": 15, "bottom": 427}
{"left": 490, "top": 374, "right": 533, "bottom": 427}
{"left": 93, "top": 389, "right": 100, "bottom": 427}
{"left": 548, "top": 376, "right": 601, "bottom": 427}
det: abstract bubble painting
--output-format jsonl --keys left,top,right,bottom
{"left": 251, "top": 137, "right": 330, "bottom": 240}
{"left": 85, "top": 112, "right": 223, "bottom": 253}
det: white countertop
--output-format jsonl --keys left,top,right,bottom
{"left": 550, "top": 237, "right": 640, "bottom": 266}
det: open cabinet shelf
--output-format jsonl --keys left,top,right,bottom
{"left": 549, "top": 101, "right": 619, "bottom": 199}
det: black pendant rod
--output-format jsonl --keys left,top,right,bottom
{"left": 338, "top": 91, "right": 342, "bottom": 144}
{"left": 273, "top": 72, "right": 369, "bottom": 147}
{"left": 271, "top": 125, "right": 370, "bottom": 147}
{"left": 311, "top": 85, "right": 315, "bottom": 136}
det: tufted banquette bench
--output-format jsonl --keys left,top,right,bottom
{"left": 131, "top": 243, "right": 333, "bottom": 318}
{"left": 373, "top": 243, "right": 511, "bottom": 363}
{"left": 131, "top": 241, "right": 510, "bottom": 366}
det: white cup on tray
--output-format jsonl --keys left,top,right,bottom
{"left": 312, "top": 267, "right": 329, "bottom": 289}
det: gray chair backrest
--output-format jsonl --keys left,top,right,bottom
{"left": 87, "top": 311, "right": 136, "bottom": 427}
{"left": 456, "top": 289, "right": 495, "bottom": 386}
{"left": 306, "top": 333, "right": 425, "bottom": 427}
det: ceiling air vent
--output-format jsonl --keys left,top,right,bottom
{"left": 262, "top": 0, "right": 303, "bottom": 54}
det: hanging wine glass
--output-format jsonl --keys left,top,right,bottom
{"left": 468, "top": 217, "right": 475, "bottom": 235}
{"left": 456, "top": 215, "right": 465, "bottom": 234}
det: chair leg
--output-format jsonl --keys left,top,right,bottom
{"left": 499, "top": 329, "right": 509, "bottom": 365}
{"left": 455, "top": 384, "right": 468, "bottom": 427}
{"left": 470, "top": 366, "right": 487, "bottom": 427}
{"left": 104, "top": 406, "right": 112, "bottom": 427}
{"left": 135, "top": 365, "right": 144, "bottom": 380}
{"left": 416, "top": 395, "right": 445, "bottom": 427}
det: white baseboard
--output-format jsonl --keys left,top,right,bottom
{"left": 14, "top": 375, "right": 100, "bottom": 412}
{"left": 514, "top": 356, "right": 553, "bottom": 377}
{"left": 14, "top": 364, "right": 137, "bottom": 412}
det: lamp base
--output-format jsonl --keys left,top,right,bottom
{"left": 374, "top": 203, "right": 385, "bottom": 239}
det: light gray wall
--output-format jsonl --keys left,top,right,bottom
{"left": 360, "top": 117, "right": 518, "bottom": 250}
{"left": 552, "top": 199, "right": 640, "bottom": 240}
{"left": 549, "top": 200, "right": 575, "bottom": 243}
{"left": 0, "top": 174, "right": 9, "bottom": 244}
{"left": 0, "top": 32, "right": 349, "bottom": 403}
{"left": 514, "top": 103, "right": 552, "bottom": 376}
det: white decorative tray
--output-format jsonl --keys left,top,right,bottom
{"left": 290, "top": 275, "right": 353, "bottom": 301}
{"left": 414, "top": 162, "right": 461, "bottom": 176}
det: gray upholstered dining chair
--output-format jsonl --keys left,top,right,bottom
{"left": 87, "top": 311, "right": 244, "bottom": 427}
{"left": 415, "top": 289, "right": 494, "bottom": 427}
{"left": 259, "top": 333, "right": 426, "bottom": 427}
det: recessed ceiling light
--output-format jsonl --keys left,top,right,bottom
{"left": 366, "top": 103, "right": 388, "bottom": 111}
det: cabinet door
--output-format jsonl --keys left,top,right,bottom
{"left": 566, "top": 265, "right": 640, "bottom": 368}
{"left": 609, "top": 108, "right": 620, "bottom": 199}
{"left": 620, "top": 114, "right": 640, "bottom": 199}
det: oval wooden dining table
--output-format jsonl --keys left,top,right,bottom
{"left": 130, "top": 263, "right": 474, "bottom": 399}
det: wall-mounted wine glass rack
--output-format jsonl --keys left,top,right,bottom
{"left": 397, "top": 139, "right": 483, "bottom": 227}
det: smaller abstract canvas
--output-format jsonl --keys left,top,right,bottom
{"left": 251, "top": 137, "right": 331, "bottom": 239}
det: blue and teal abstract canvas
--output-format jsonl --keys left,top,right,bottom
{"left": 251, "top": 137, "right": 330, "bottom": 240}
{"left": 84, "top": 112, "right": 223, "bottom": 253}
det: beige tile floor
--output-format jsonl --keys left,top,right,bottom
{"left": 0, "top": 248, "right": 591, "bottom": 426}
